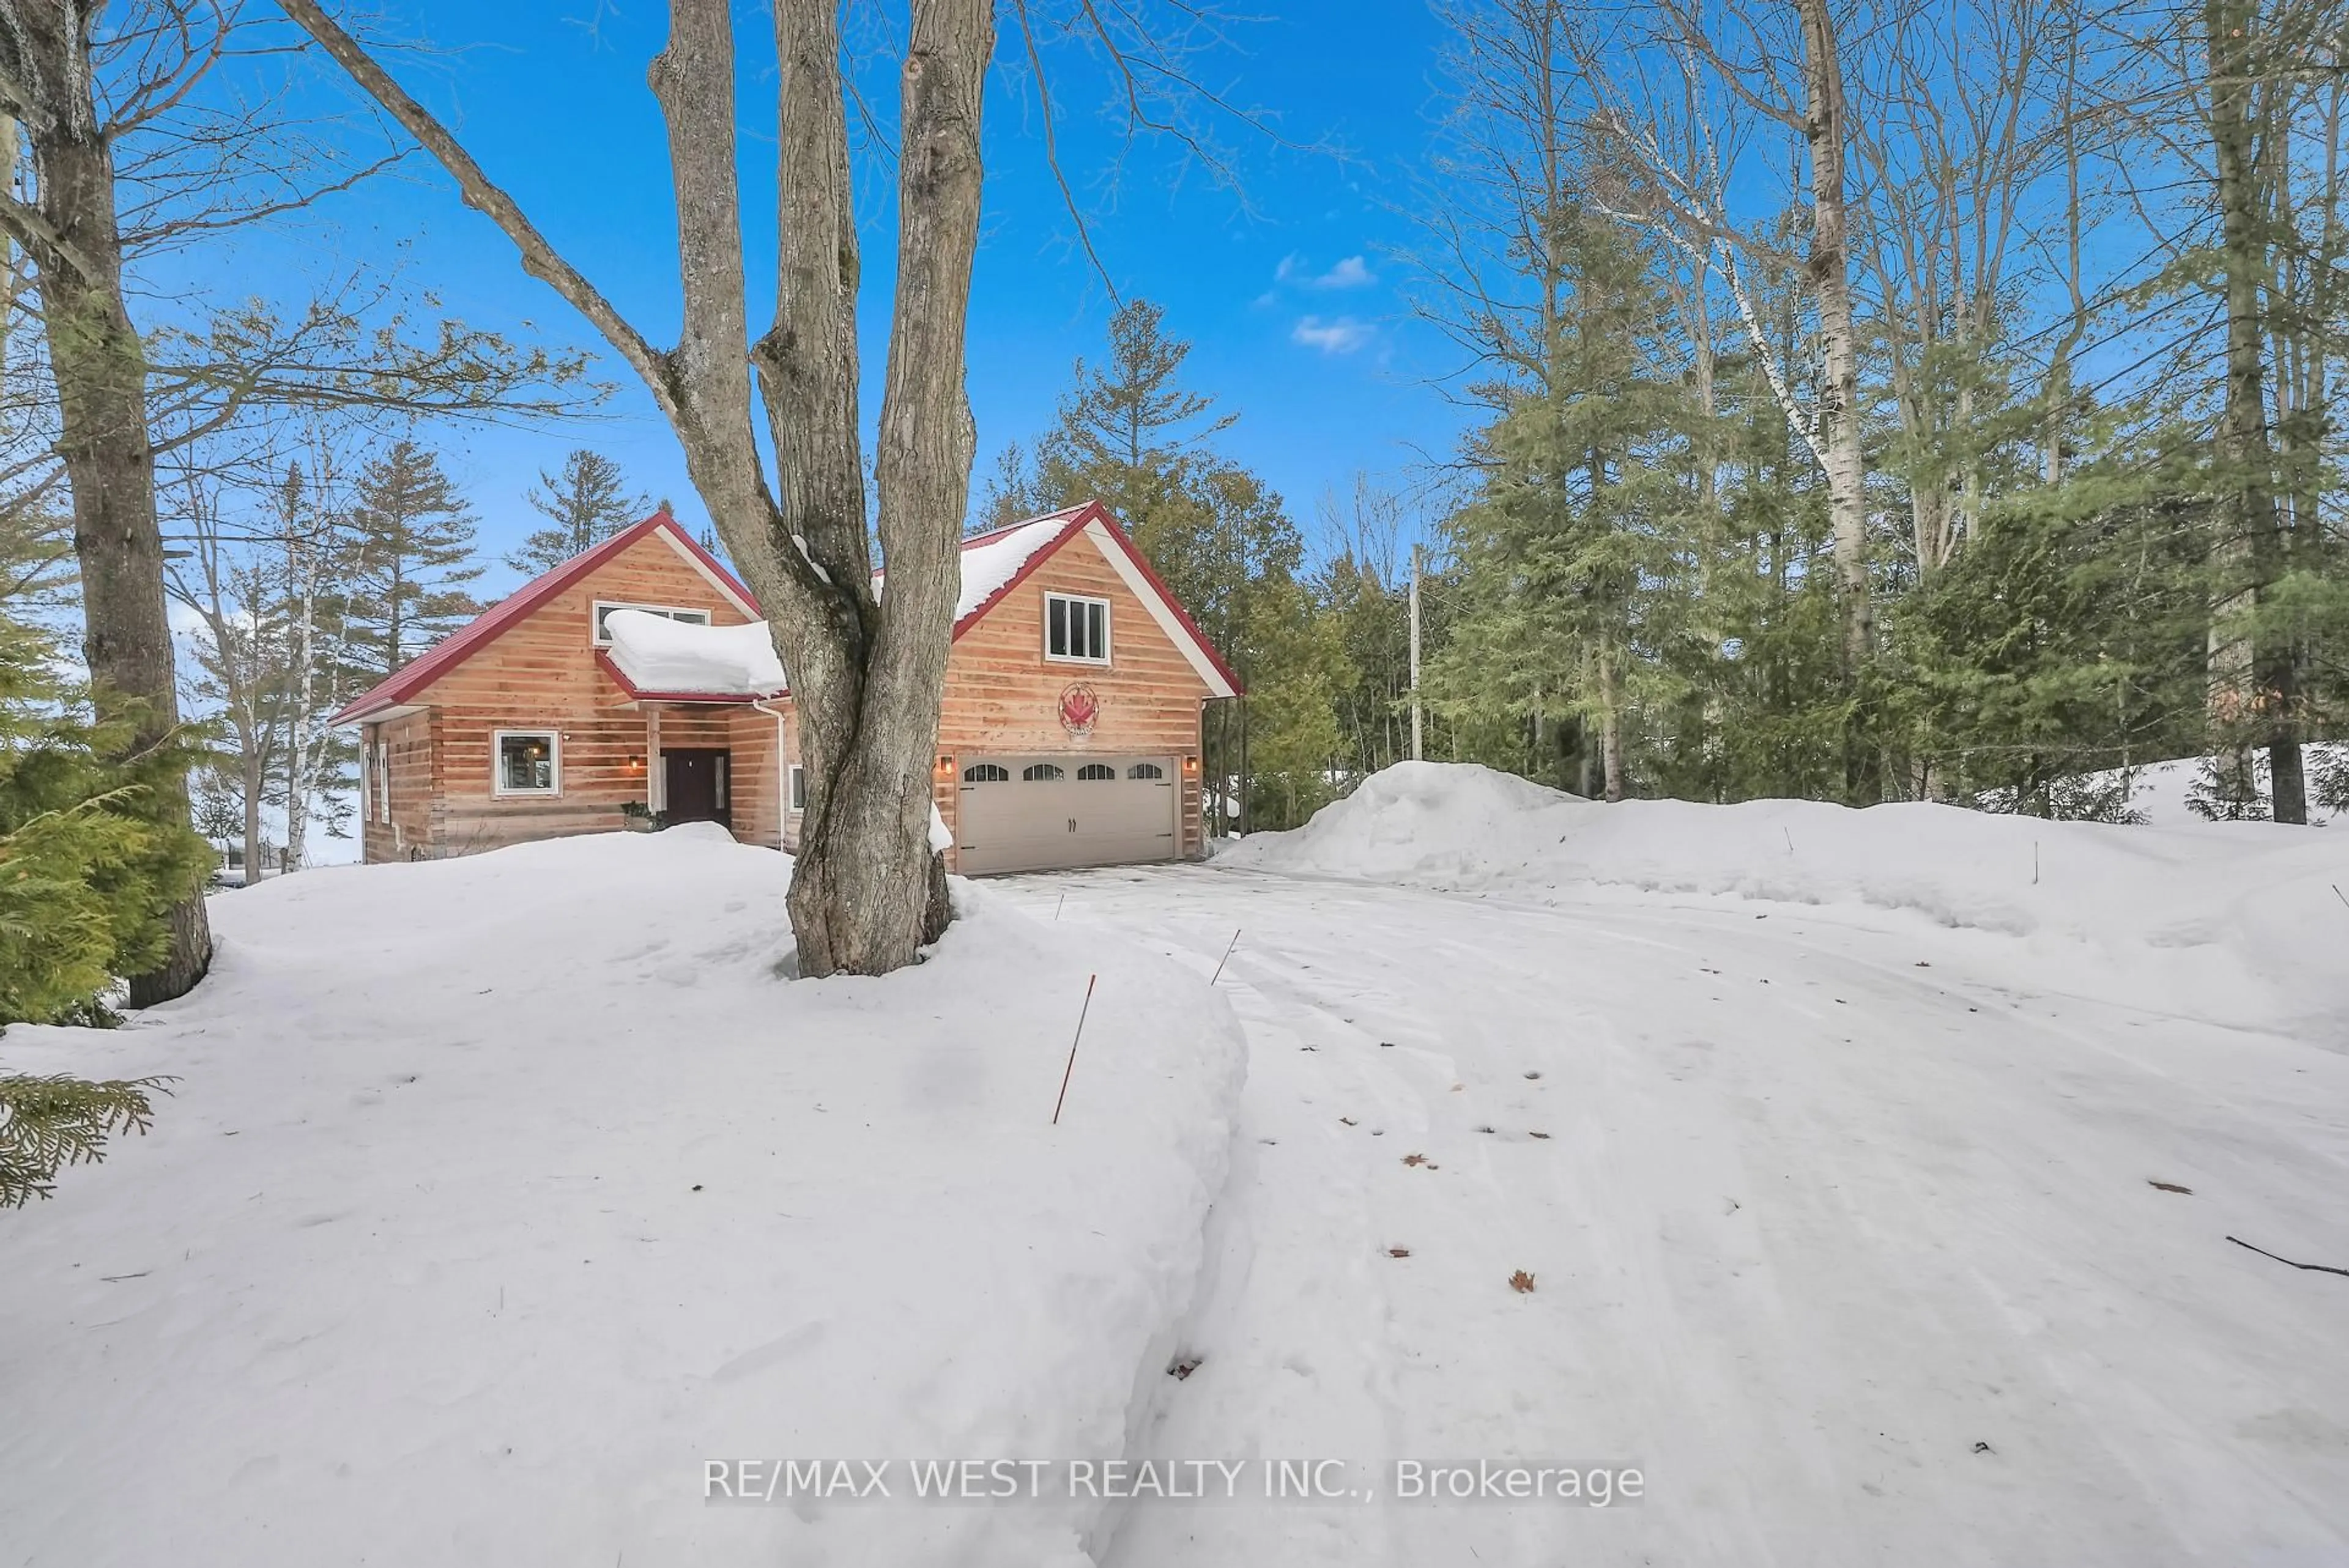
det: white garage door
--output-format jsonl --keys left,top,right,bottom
{"left": 956, "top": 756, "right": 1178, "bottom": 875}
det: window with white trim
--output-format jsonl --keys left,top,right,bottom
{"left": 494, "top": 730, "right": 560, "bottom": 795}
{"left": 1044, "top": 593, "right": 1110, "bottom": 664}
{"left": 789, "top": 764, "right": 806, "bottom": 812}
{"left": 592, "top": 601, "right": 712, "bottom": 645}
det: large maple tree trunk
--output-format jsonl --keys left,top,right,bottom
{"left": 287, "top": 0, "right": 987, "bottom": 974}
{"left": 14, "top": 4, "right": 213, "bottom": 1002}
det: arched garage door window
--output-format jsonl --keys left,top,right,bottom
{"left": 1077, "top": 763, "right": 1117, "bottom": 781}
{"left": 1023, "top": 763, "right": 1066, "bottom": 782}
{"left": 1127, "top": 762, "right": 1165, "bottom": 780}
{"left": 962, "top": 763, "right": 1009, "bottom": 783}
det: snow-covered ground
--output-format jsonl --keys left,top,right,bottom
{"left": 1020, "top": 765, "right": 2348, "bottom": 1566}
{"left": 10, "top": 765, "right": 2349, "bottom": 1566}
{"left": 2084, "top": 742, "right": 2345, "bottom": 829}
{"left": 0, "top": 827, "right": 1242, "bottom": 1567}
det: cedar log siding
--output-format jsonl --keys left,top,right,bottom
{"left": 362, "top": 517, "right": 1217, "bottom": 872}
{"left": 776, "top": 528, "right": 1214, "bottom": 870}
{"left": 381, "top": 531, "right": 773, "bottom": 859}
{"left": 361, "top": 709, "right": 438, "bottom": 861}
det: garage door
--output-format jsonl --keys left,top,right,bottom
{"left": 955, "top": 755, "right": 1178, "bottom": 875}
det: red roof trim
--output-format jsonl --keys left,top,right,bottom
{"left": 332, "top": 511, "right": 758, "bottom": 724}
{"left": 1082, "top": 507, "right": 1247, "bottom": 695}
{"left": 333, "top": 500, "right": 1240, "bottom": 720}
{"left": 946, "top": 500, "right": 1243, "bottom": 695}
{"left": 592, "top": 646, "right": 784, "bottom": 706}
{"left": 949, "top": 506, "right": 1100, "bottom": 640}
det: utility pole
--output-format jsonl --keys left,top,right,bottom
{"left": 1409, "top": 542, "right": 1424, "bottom": 762}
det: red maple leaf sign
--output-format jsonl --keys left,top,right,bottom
{"left": 1059, "top": 683, "right": 1100, "bottom": 734}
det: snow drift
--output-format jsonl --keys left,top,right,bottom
{"left": 1223, "top": 761, "right": 2349, "bottom": 1035}
{"left": 0, "top": 828, "right": 1245, "bottom": 1566}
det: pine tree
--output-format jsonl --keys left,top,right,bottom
{"left": 0, "top": 601, "right": 212, "bottom": 1026}
{"left": 505, "top": 449, "right": 650, "bottom": 575}
{"left": 344, "top": 442, "right": 484, "bottom": 681}
{"left": 1430, "top": 205, "right": 1698, "bottom": 801}
{"left": 1024, "top": 301, "right": 1343, "bottom": 832}
{"left": 0, "top": 1073, "right": 170, "bottom": 1208}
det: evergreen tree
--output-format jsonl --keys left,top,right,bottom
{"left": 344, "top": 442, "right": 484, "bottom": 681}
{"left": 1430, "top": 205, "right": 1698, "bottom": 801}
{"left": 0, "top": 1074, "right": 169, "bottom": 1208}
{"left": 1020, "top": 301, "right": 1345, "bottom": 830}
{"left": 0, "top": 604, "right": 212, "bottom": 1026}
{"left": 505, "top": 449, "right": 650, "bottom": 575}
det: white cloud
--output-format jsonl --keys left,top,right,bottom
{"left": 1274, "top": 253, "right": 1305, "bottom": 284}
{"left": 1291, "top": 315, "right": 1375, "bottom": 355}
{"left": 1312, "top": 255, "right": 1375, "bottom": 289}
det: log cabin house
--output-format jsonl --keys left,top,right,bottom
{"left": 332, "top": 501, "right": 1241, "bottom": 876}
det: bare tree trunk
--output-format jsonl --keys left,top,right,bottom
{"left": 286, "top": 0, "right": 990, "bottom": 975}
{"left": 2206, "top": 0, "right": 2306, "bottom": 824}
{"left": 243, "top": 748, "right": 267, "bottom": 884}
{"left": 11, "top": 4, "right": 212, "bottom": 1001}
{"left": 1790, "top": 0, "right": 1879, "bottom": 804}
{"left": 1598, "top": 645, "right": 1625, "bottom": 802}
{"left": 1791, "top": 0, "right": 1873, "bottom": 681}
{"left": 774, "top": 0, "right": 990, "bottom": 968}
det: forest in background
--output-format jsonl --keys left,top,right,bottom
{"left": 973, "top": 0, "right": 2349, "bottom": 835}
{"left": 4, "top": 0, "right": 2346, "bottom": 1035}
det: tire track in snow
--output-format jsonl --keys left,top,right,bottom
{"left": 1006, "top": 865, "right": 2349, "bottom": 1568}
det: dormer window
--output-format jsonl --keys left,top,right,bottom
{"left": 592, "top": 601, "right": 711, "bottom": 645}
{"left": 1045, "top": 593, "right": 1110, "bottom": 664}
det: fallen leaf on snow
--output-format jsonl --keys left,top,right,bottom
{"left": 1508, "top": 1270, "right": 1537, "bottom": 1294}
{"left": 1387, "top": 1247, "right": 1411, "bottom": 1259}
{"left": 2148, "top": 1180, "right": 2194, "bottom": 1194}
{"left": 1402, "top": 1153, "right": 1429, "bottom": 1167}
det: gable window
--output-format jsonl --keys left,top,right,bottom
{"left": 592, "top": 601, "right": 711, "bottom": 645}
{"left": 1045, "top": 593, "right": 1110, "bottom": 664}
{"left": 962, "top": 763, "right": 1009, "bottom": 783}
{"left": 1077, "top": 763, "right": 1117, "bottom": 781}
{"left": 494, "top": 730, "right": 560, "bottom": 796}
{"left": 1023, "top": 763, "right": 1065, "bottom": 782}
{"left": 1127, "top": 761, "right": 1165, "bottom": 780}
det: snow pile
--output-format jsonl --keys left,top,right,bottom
{"left": 2079, "top": 742, "right": 2346, "bottom": 828}
{"left": 603, "top": 607, "right": 788, "bottom": 697}
{"left": 0, "top": 830, "right": 1244, "bottom": 1566}
{"left": 1225, "top": 761, "right": 2349, "bottom": 1033}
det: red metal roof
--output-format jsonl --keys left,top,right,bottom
{"left": 333, "top": 500, "right": 1241, "bottom": 723}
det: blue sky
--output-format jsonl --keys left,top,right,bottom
{"left": 188, "top": 3, "right": 1475, "bottom": 596}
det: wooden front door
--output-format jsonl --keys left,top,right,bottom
{"left": 663, "top": 748, "right": 732, "bottom": 830}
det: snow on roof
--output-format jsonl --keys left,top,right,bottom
{"left": 601, "top": 608, "right": 787, "bottom": 699}
{"left": 952, "top": 509, "right": 1085, "bottom": 618}
{"left": 865, "top": 506, "right": 1087, "bottom": 621}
